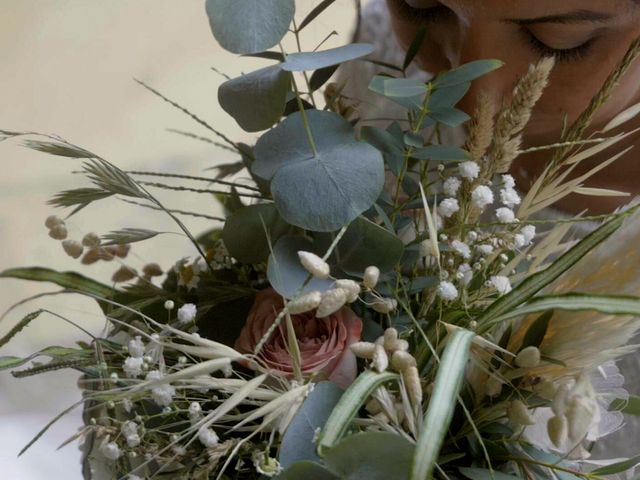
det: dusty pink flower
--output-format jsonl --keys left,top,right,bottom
{"left": 235, "top": 288, "right": 363, "bottom": 389}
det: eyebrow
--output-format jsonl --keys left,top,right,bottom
{"left": 504, "top": 10, "right": 615, "bottom": 26}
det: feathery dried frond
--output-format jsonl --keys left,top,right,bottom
{"left": 465, "top": 91, "right": 497, "bottom": 163}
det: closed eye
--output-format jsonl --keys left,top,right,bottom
{"left": 523, "top": 31, "right": 597, "bottom": 62}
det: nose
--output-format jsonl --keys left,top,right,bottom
{"left": 445, "top": 26, "right": 525, "bottom": 116}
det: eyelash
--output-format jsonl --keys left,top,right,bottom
{"left": 523, "top": 31, "right": 596, "bottom": 62}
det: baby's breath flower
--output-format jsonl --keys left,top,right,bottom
{"left": 489, "top": 275, "right": 512, "bottom": 295}
{"left": 164, "top": 300, "right": 175, "bottom": 310}
{"left": 123, "top": 356, "right": 144, "bottom": 378}
{"left": 502, "top": 174, "right": 516, "bottom": 189}
{"left": 189, "top": 401, "right": 202, "bottom": 420}
{"left": 476, "top": 244, "right": 494, "bottom": 256}
{"left": 128, "top": 336, "right": 145, "bottom": 358}
{"left": 198, "top": 426, "right": 219, "bottom": 448}
{"left": 438, "top": 198, "right": 460, "bottom": 218}
{"left": 298, "top": 251, "right": 330, "bottom": 279}
{"left": 177, "top": 303, "right": 197, "bottom": 325}
{"left": 437, "top": 281, "right": 459, "bottom": 301}
{"left": 363, "top": 265, "right": 380, "bottom": 289}
{"left": 521, "top": 225, "right": 536, "bottom": 244}
{"left": 496, "top": 207, "right": 516, "bottom": 223}
{"left": 457, "top": 263, "right": 473, "bottom": 286}
{"left": 459, "top": 161, "right": 480, "bottom": 180}
{"left": 471, "top": 185, "right": 494, "bottom": 210}
{"left": 99, "top": 440, "right": 122, "bottom": 461}
{"left": 146, "top": 371, "right": 176, "bottom": 407}
{"left": 443, "top": 176, "right": 462, "bottom": 196}
{"left": 500, "top": 187, "right": 521, "bottom": 208}
{"left": 451, "top": 239, "right": 471, "bottom": 259}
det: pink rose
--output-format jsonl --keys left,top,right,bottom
{"left": 235, "top": 288, "right": 363, "bottom": 389}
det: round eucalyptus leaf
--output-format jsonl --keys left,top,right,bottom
{"left": 222, "top": 203, "right": 294, "bottom": 264}
{"left": 205, "top": 0, "right": 295, "bottom": 55}
{"left": 282, "top": 43, "right": 376, "bottom": 72}
{"left": 267, "top": 236, "right": 334, "bottom": 299}
{"left": 280, "top": 382, "right": 343, "bottom": 467}
{"left": 218, "top": 65, "right": 292, "bottom": 132}
{"left": 276, "top": 461, "right": 339, "bottom": 480}
{"left": 253, "top": 110, "right": 353, "bottom": 181}
{"left": 324, "top": 432, "right": 414, "bottom": 479}
{"left": 318, "top": 217, "right": 404, "bottom": 276}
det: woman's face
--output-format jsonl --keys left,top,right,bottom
{"left": 388, "top": 0, "right": 640, "bottom": 143}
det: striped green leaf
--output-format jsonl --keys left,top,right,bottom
{"left": 476, "top": 214, "right": 626, "bottom": 333}
{"left": 0, "top": 267, "right": 114, "bottom": 298}
{"left": 410, "top": 329, "right": 475, "bottom": 480}
{"left": 317, "top": 370, "right": 398, "bottom": 455}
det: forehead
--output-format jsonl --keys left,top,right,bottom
{"left": 437, "top": 0, "right": 632, "bottom": 19}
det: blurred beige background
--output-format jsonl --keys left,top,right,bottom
{"left": 0, "top": 1, "right": 360, "bottom": 478}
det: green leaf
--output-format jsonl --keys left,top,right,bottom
{"left": 611, "top": 395, "right": 640, "bottom": 416}
{"left": 328, "top": 216, "right": 404, "bottom": 276}
{"left": 486, "top": 293, "right": 640, "bottom": 332}
{"left": 429, "top": 82, "right": 470, "bottom": 111}
{"left": 324, "top": 432, "right": 414, "bottom": 479}
{"left": 267, "top": 236, "right": 334, "bottom": 299}
{"left": 218, "top": 65, "right": 292, "bottom": 132}
{"left": 205, "top": 0, "right": 295, "bottom": 55}
{"left": 280, "top": 382, "right": 343, "bottom": 467}
{"left": 521, "top": 310, "right": 553, "bottom": 350}
{"left": 223, "top": 203, "right": 295, "bottom": 264}
{"left": 0, "top": 356, "right": 29, "bottom": 370}
{"left": 297, "top": 0, "right": 337, "bottom": 31}
{"left": 309, "top": 64, "right": 340, "bottom": 92}
{"left": 318, "top": 370, "right": 398, "bottom": 454}
{"left": 591, "top": 454, "right": 640, "bottom": 475}
{"left": 412, "top": 145, "right": 470, "bottom": 162}
{"left": 459, "top": 467, "right": 522, "bottom": 480}
{"left": 0, "top": 310, "right": 44, "bottom": 349}
{"left": 434, "top": 59, "right": 503, "bottom": 87}
{"left": 410, "top": 329, "right": 475, "bottom": 480}
{"left": 22, "top": 139, "right": 96, "bottom": 158}
{"left": 428, "top": 108, "right": 470, "bottom": 127}
{"left": 254, "top": 110, "right": 384, "bottom": 232}
{"left": 360, "top": 125, "right": 405, "bottom": 175}
{"left": 0, "top": 267, "right": 114, "bottom": 298}
{"left": 102, "top": 228, "right": 160, "bottom": 246}
{"left": 476, "top": 214, "right": 626, "bottom": 334}
{"left": 403, "top": 25, "right": 427, "bottom": 71}
{"left": 368, "top": 76, "right": 427, "bottom": 98}
{"left": 276, "top": 461, "right": 339, "bottom": 480}
{"left": 282, "top": 44, "right": 375, "bottom": 72}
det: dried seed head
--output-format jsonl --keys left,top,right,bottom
{"left": 394, "top": 339, "right": 409, "bottom": 352}
{"left": 537, "top": 381, "right": 557, "bottom": 400}
{"left": 334, "top": 279, "right": 361, "bottom": 303}
{"left": 315, "top": 288, "right": 348, "bottom": 318}
{"left": 566, "top": 395, "right": 597, "bottom": 443}
{"left": 350, "top": 341, "right": 377, "bottom": 359}
{"left": 365, "top": 398, "right": 383, "bottom": 415}
{"left": 391, "top": 350, "right": 416, "bottom": 372}
{"left": 107, "top": 244, "right": 131, "bottom": 259}
{"left": 112, "top": 266, "right": 138, "bottom": 283}
{"left": 62, "top": 239, "right": 83, "bottom": 259}
{"left": 372, "top": 344, "right": 389, "bottom": 372}
{"left": 298, "top": 251, "right": 330, "bottom": 279}
{"left": 383, "top": 328, "right": 399, "bottom": 350}
{"left": 515, "top": 346, "right": 541, "bottom": 368}
{"left": 403, "top": 366, "right": 423, "bottom": 406}
{"left": 547, "top": 415, "right": 568, "bottom": 448}
{"left": 81, "top": 248, "right": 101, "bottom": 265}
{"left": 49, "top": 224, "right": 68, "bottom": 240}
{"left": 45, "top": 215, "right": 64, "bottom": 229}
{"left": 551, "top": 384, "right": 570, "bottom": 416}
{"left": 371, "top": 298, "right": 398, "bottom": 314}
{"left": 363, "top": 266, "right": 380, "bottom": 289}
{"left": 82, "top": 232, "right": 101, "bottom": 248}
{"left": 287, "top": 291, "right": 323, "bottom": 314}
{"left": 507, "top": 400, "right": 536, "bottom": 426}
{"left": 142, "top": 263, "right": 163, "bottom": 277}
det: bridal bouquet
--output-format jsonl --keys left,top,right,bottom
{"left": 3, "top": 1, "right": 640, "bottom": 479}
